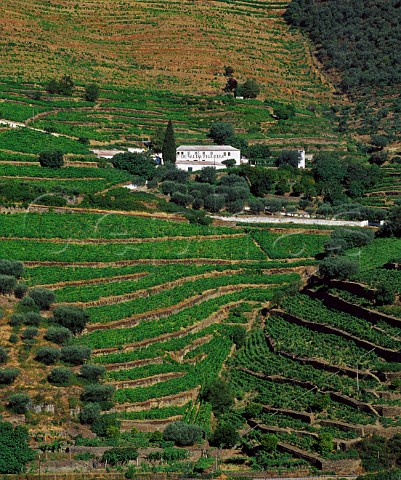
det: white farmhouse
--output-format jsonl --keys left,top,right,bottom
{"left": 176, "top": 145, "right": 241, "bottom": 172}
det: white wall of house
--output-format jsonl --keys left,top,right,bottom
{"left": 298, "top": 150, "right": 306, "bottom": 169}
{"left": 176, "top": 145, "right": 241, "bottom": 172}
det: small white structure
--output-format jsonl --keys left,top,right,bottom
{"left": 127, "top": 147, "right": 146, "bottom": 154}
{"left": 91, "top": 149, "right": 124, "bottom": 159}
{"left": 297, "top": 149, "right": 306, "bottom": 169}
{"left": 176, "top": 145, "right": 241, "bottom": 172}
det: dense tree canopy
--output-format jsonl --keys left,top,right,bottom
{"left": 209, "top": 122, "right": 234, "bottom": 145}
{"left": 285, "top": 0, "right": 401, "bottom": 91}
{"left": 111, "top": 151, "right": 156, "bottom": 180}
{"left": 38, "top": 150, "right": 64, "bottom": 169}
{"left": 163, "top": 421, "right": 203, "bottom": 446}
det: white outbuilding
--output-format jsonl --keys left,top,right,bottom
{"left": 176, "top": 145, "right": 241, "bottom": 172}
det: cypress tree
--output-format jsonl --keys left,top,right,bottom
{"left": 162, "top": 120, "right": 176, "bottom": 164}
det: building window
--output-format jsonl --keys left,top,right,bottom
{"left": 228, "top": 152, "right": 231, "bottom": 157}
{"left": 188, "top": 167, "right": 193, "bottom": 172}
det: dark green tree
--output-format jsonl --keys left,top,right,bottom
{"left": 81, "top": 384, "right": 115, "bottom": 403}
{"left": 0, "top": 275, "right": 17, "bottom": 294}
{"left": 7, "top": 394, "right": 31, "bottom": 414}
{"left": 38, "top": 150, "right": 64, "bottom": 168}
{"left": 0, "top": 368, "right": 19, "bottom": 385}
{"left": 0, "top": 421, "right": 35, "bottom": 473}
{"left": 79, "top": 403, "right": 102, "bottom": 425}
{"left": 0, "top": 259, "right": 24, "bottom": 278}
{"left": 29, "top": 288, "right": 55, "bottom": 310}
{"left": 197, "top": 166, "right": 217, "bottom": 184}
{"left": 275, "top": 150, "right": 300, "bottom": 168}
{"left": 46, "top": 79, "right": 59, "bottom": 95}
{"left": 60, "top": 345, "right": 91, "bottom": 365}
{"left": 204, "top": 194, "right": 226, "bottom": 213}
{"left": 272, "top": 102, "right": 295, "bottom": 120}
{"left": 58, "top": 75, "right": 74, "bottom": 96}
{"left": 162, "top": 120, "right": 177, "bottom": 164}
{"left": 163, "top": 421, "right": 203, "bottom": 446}
{"left": 222, "top": 158, "right": 236, "bottom": 168}
{"left": 14, "top": 283, "right": 28, "bottom": 299}
{"left": 151, "top": 126, "right": 165, "bottom": 153}
{"left": 200, "top": 378, "right": 234, "bottom": 415}
{"left": 91, "top": 413, "right": 120, "bottom": 437}
{"left": 84, "top": 84, "right": 99, "bottom": 102}
{"left": 111, "top": 151, "right": 156, "bottom": 180}
{"left": 238, "top": 78, "right": 261, "bottom": 99}
{"left": 209, "top": 122, "right": 234, "bottom": 144}
{"left": 0, "top": 347, "right": 8, "bottom": 364}
{"left": 35, "top": 346, "right": 61, "bottom": 365}
{"left": 80, "top": 364, "right": 106, "bottom": 381}
{"left": 44, "top": 326, "right": 72, "bottom": 345}
{"left": 210, "top": 423, "right": 239, "bottom": 448}
{"left": 380, "top": 206, "right": 401, "bottom": 237}
{"left": 319, "top": 256, "right": 359, "bottom": 280}
{"left": 48, "top": 367, "right": 73, "bottom": 386}
{"left": 52, "top": 305, "right": 89, "bottom": 335}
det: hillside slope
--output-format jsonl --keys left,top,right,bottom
{"left": 1, "top": 0, "right": 333, "bottom": 103}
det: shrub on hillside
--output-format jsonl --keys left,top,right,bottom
{"left": 91, "top": 413, "right": 120, "bottom": 437}
{"left": 84, "top": 83, "right": 100, "bottom": 102}
{"left": 208, "top": 122, "right": 234, "bottom": 145}
{"left": 14, "top": 284, "right": 28, "bottom": 299}
{"left": 319, "top": 256, "right": 359, "bottom": 280}
{"left": 38, "top": 150, "right": 64, "bottom": 168}
{"left": 81, "top": 384, "right": 115, "bottom": 403}
{"left": 35, "top": 346, "right": 61, "bottom": 365}
{"left": 60, "top": 345, "right": 91, "bottom": 365}
{"left": 23, "top": 312, "right": 43, "bottom": 326}
{"left": 79, "top": 364, "right": 106, "bottom": 382}
{"left": 204, "top": 194, "right": 225, "bottom": 213}
{"left": 7, "top": 393, "right": 31, "bottom": 414}
{"left": 79, "top": 403, "right": 102, "bottom": 425}
{"left": 52, "top": 305, "right": 89, "bottom": 334}
{"left": 0, "top": 347, "right": 8, "bottom": 364}
{"left": 16, "top": 297, "right": 39, "bottom": 314}
{"left": 170, "top": 191, "right": 194, "bottom": 207}
{"left": 0, "top": 368, "right": 19, "bottom": 385}
{"left": 0, "top": 259, "right": 24, "bottom": 278}
{"left": 9, "top": 314, "right": 25, "bottom": 327}
{"left": 163, "top": 421, "right": 203, "bottom": 447}
{"left": 200, "top": 379, "right": 234, "bottom": 416}
{"left": 0, "top": 275, "right": 17, "bottom": 294}
{"left": 210, "top": 422, "right": 240, "bottom": 449}
{"left": 101, "top": 447, "right": 138, "bottom": 465}
{"left": 48, "top": 367, "right": 73, "bottom": 386}
{"left": 44, "top": 326, "right": 72, "bottom": 345}
{"left": 29, "top": 288, "right": 55, "bottom": 310}
{"left": 21, "top": 327, "right": 38, "bottom": 340}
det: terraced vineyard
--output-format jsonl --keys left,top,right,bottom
{"left": 0, "top": 0, "right": 331, "bottom": 101}
{"left": 226, "top": 235, "right": 401, "bottom": 472}
{"left": 0, "top": 0, "right": 345, "bottom": 151}
{"left": 0, "top": 211, "right": 311, "bottom": 436}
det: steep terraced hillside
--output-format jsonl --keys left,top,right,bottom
{"left": 1, "top": 0, "right": 332, "bottom": 104}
